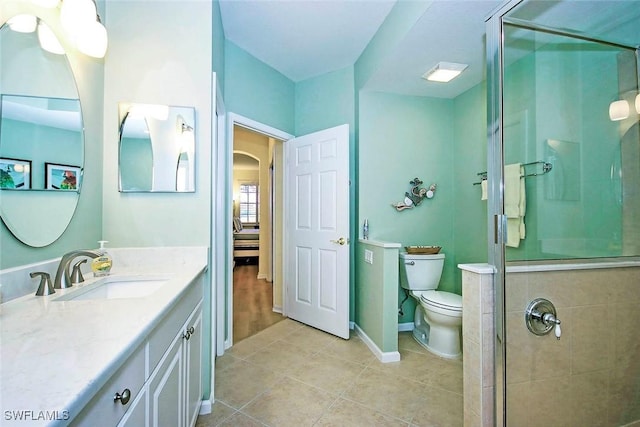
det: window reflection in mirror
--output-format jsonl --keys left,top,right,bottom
{"left": 118, "top": 103, "right": 196, "bottom": 192}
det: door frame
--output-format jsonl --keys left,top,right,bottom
{"left": 217, "top": 113, "right": 293, "bottom": 352}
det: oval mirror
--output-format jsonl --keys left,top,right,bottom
{"left": 0, "top": 19, "right": 84, "bottom": 247}
{"left": 118, "top": 103, "right": 196, "bottom": 192}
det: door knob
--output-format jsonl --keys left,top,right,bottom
{"left": 330, "top": 237, "right": 348, "bottom": 245}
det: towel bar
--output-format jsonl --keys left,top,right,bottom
{"left": 472, "top": 161, "right": 552, "bottom": 185}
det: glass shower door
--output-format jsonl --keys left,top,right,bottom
{"left": 489, "top": 0, "right": 640, "bottom": 425}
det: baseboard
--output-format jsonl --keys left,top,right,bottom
{"left": 272, "top": 305, "right": 282, "bottom": 314}
{"left": 224, "top": 339, "right": 232, "bottom": 350}
{"left": 354, "top": 324, "right": 400, "bottom": 363}
{"left": 199, "top": 399, "right": 213, "bottom": 415}
{"left": 398, "top": 322, "right": 414, "bottom": 332}
{"left": 257, "top": 273, "right": 267, "bottom": 280}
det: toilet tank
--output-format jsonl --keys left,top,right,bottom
{"left": 399, "top": 252, "right": 445, "bottom": 290}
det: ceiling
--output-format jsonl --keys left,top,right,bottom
{"left": 219, "top": 0, "right": 501, "bottom": 99}
{"left": 219, "top": 0, "right": 640, "bottom": 100}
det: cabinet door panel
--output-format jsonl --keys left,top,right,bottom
{"left": 149, "top": 335, "right": 183, "bottom": 427}
{"left": 185, "top": 309, "right": 203, "bottom": 427}
{"left": 117, "top": 386, "right": 147, "bottom": 427}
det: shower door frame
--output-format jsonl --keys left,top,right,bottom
{"left": 486, "top": 2, "right": 523, "bottom": 424}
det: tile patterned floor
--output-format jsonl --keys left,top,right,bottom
{"left": 197, "top": 320, "right": 463, "bottom": 427}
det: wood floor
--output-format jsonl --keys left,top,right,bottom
{"left": 233, "top": 263, "right": 284, "bottom": 343}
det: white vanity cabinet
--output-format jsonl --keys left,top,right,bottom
{"left": 71, "top": 274, "right": 204, "bottom": 427}
{"left": 147, "top": 301, "right": 202, "bottom": 427}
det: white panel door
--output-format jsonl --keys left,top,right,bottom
{"left": 285, "top": 124, "right": 349, "bottom": 339}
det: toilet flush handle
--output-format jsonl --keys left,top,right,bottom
{"left": 405, "top": 261, "right": 415, "bottom": 265}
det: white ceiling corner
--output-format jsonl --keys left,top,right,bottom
{"left": 219, "top": 0, "right": 396, "bottom": 82}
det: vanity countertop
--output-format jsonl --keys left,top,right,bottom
{"left": 0, "top": 250, "right": 207, "bottom": 426}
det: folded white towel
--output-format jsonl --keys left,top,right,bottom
{"left": 505, "top": 163, "right": 526, "bottom": 247}
{"left": 504, "top": 164, "right": 521, "bottom": 218}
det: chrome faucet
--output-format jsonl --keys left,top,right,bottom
{"left": 53, "top": 250, "right": 102, "bottom": 289}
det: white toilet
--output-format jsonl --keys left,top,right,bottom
{"left": 399, "top": 252, "right": 462, "bottom": 359}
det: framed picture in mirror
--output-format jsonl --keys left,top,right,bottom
{"left": 0, "top": 157, "right": 32, "bottom": 189}
{"left": 45, "top": 163, "right": 81, "bottom": 191}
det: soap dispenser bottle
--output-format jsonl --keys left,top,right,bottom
{"left": 91, "top": 240, "right": 113, "bottom": 277}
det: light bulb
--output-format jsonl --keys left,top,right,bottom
{"left": 635, "top": 94, "right": 640, "bottom": 115}
{"left": 37, "top": 21, "right": 64, "bottom": 55}
{"left": 31, "top": 0, "right": 60, "bottom": 8}
{"left": 60, "top": 0, "right": 97, "bottom": 39}
{"left": 8, "top": 15, "right": 37, "bottom": 33}
{"left": 77, "top": 20, "right": 108, "bottom": 58}
{"left": 609, "top": 100, "right": 629, "bottom": 121}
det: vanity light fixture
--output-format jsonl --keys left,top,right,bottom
{"left": 11, "top": 0, "right": 108, "bottom": 58}
{"left": 609, "top": 99, "right": 630, "bottom": 121}
{"left": 7, "top": 14, "right": 37, "bottom": 33}
{"left": 636, "top": 94, "right": 640, "bottom": 114}
{"left": 31, "top": 0, "right": 60, "bottom": 8}
{"left": 60, "top": 0, "right": 108, "bottom": 58}
{"left": 76, "top": 17, "right": 108, "bottom": 58}
{"left": 60, "top": 0, "right": 96, "bottom": 34}
{"left": 37, "top": 20, "right": 65, "bottom": 55}
{"left": 422, "top": 62, "right": 468, "bottom": 83}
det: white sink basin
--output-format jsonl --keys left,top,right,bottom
{"left": 56, "top": 277, "right": 168, "bottom": 301}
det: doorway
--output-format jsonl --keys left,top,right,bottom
{"left": 231, "top": 125, "right": 285, "bottom": 343}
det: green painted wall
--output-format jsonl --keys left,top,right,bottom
{"left": 358, "top": 91, "right": 456, "bottom": 324}
{"left": 355, "top": 241, "right": 399, "bottom": 353}
{"left": 452, "top": 82, "right": 488, "bottom": 286}
{"left": 224, "top": 40, "right": 295, "bottom": 135}
{"left": 295, "top": 66, "right": 355, "bottom": 136}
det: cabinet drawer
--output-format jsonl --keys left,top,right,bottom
{"left": 148, "top": 275, "right": 203, "bottom": 370}
{"left": 71, "top": 344, "right": 147, "bottom": 426}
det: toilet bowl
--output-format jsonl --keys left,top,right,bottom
{"left": 399, "top": 252, "right": 462, "bottom": 359}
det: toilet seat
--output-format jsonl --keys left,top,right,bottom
{"left": 420, "top": 290, "right": 462, "bottom": 313}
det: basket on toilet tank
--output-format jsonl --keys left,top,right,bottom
{"left": 399, "top": 251, "right": 445, "bottom": 290}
